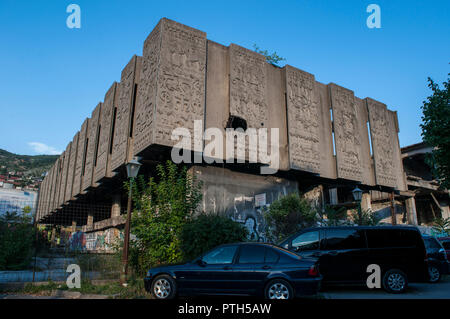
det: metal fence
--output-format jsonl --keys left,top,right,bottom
{"left": 0, "top": 200, "right": 124, "bottom": 284}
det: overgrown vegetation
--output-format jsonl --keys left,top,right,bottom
{"left": 264, "top": 193, "right": 317, "bottom": 242}
{"left": 420, "top": 73, "right": 450, "bottom": 189}
{"left": 432, "top": 216, "right": 450, "bottom": 235}
{"left": 127, "top": 161, "right": 203, "bottom": 275}
{"left": 0, "top": 209, "right": 34, "bottom": 270}
{"left": 253, "top": 44, "right": 286, "bottom": 67}
{"left": 181, "top": 214, "right": 248, "bottom": 260}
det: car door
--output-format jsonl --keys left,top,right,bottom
{"left": 319, "top": 228, "right": 368, "bottom": 283}
{"left": 187, "top": 245, "right": 238, "bottom": 294}
{"left": 232, "top": 244, "right": 268, "bottom": 294}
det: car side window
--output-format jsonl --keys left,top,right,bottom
{"left": 291, "top": 231, "right": 319, "bottom": 251}
{"left": 265, "top": 248, "right": 279, "bottom": 263}
{"left": 238, "top": 245, "right": 265, "bottom": 264}
{"left": 202, "top": 246, "right": 237, "bottom": 264}
{"left": 323, "top": 229, "right": 366, "bottom": 250}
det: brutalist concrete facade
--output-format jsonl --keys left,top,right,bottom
{"left": 36, "top": 18, "right": 415, "bottom": 231}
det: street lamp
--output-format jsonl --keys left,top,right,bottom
{"left": 352, "top": 187, "right": 363, "bottom": 225}
{"left": 121, "top": 158, "right": 142, "bottom": 285}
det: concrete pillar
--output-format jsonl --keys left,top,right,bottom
{"left": 405, "top": 197, "right": 418, "bottom": 225}
{"left": 87, "top": 214, "right": 94, "bottom": 228}
{"left": 361, "top": 192, "right": 372, "bottom": 211}
{"left": 111, "top": 194, "right": 121, "bottom": 218}
{"left": 50, "top": 227, "right": 56, "bottom": 247}
{"left": 71, "top": 221, "right": 77, "bottom": 232}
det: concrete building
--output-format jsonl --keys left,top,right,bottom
{"left": 36, "top": 18, "right": 423, "bottom": 243}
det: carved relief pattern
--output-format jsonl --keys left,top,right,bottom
{"left": 58, "top": 143, "right": 71, "bottom": 207}
{"left": 72, "top": 119, "right": 88, "bottom": 198}
{"left": 52, "top": 156, "right": 62, "bottom": 211}
{"left": 367, "top": 98, "right": 396, "bottom": 187}
{"left": 286, "top": 66, "right": 321, "bottom": 173}
{"left": 94, "top": 84, "right": 116, "bottom": 183}
{"left": 154, "top": 20, "right": 206, "bottom": 148}
{"left": 133, "top": 24, "right": 160, "bottom": 155}
{"left": 330, "top": 84, "right": 363, "bottom": 181}
{"left": 83, "top": 105, "right": 101, "bottom": 191}
{"left": 43, "top": 166, "right": 53, "bottom": 215}
{"left": 65, "top": 132, "right": 79, "bottom": 203}
{"left": 111, "top": 58, "right": 135, "bottom": 171}
{"left": 229, "top": 44, "right": 267, "bottom": 158}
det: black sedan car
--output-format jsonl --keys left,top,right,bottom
{"left": 144, "top": 242, "right": 322, "bottom": 299}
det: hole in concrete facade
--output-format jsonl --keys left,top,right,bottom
{"left": 225, "top": 115, "right": 247, "bottom": 131}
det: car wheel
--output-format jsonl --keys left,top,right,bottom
{"left": 428, "top": 266, "right": 441, "bottom": 283}
{"left": 382, "top": 269, "right": 408, "bottom": 294}
{"left": 151, "top": 275, "right": 177, "bottom": 300}
{"left": 265, "top": 279, "right": 293, "bottom": 300}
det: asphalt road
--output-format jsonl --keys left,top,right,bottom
{"left": 1, "top": 276, "right": 449, "bottom": 299}
{"left": 321, "top": 275, "right": 450, "bottom": 299}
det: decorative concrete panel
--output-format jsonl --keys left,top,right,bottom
{"left": 134, "top": 18, "right": 206, "bottom": 155}
{"left": 65, "top": 132, "right": 79, "bottom": 203}
{"left": 94, "top": 83, "right": 118, "bottom": 183}
{"left": 82, "top": 103, "right": 102, "bottom": 191}
{"left": 133, "top": 22, "right": 160, "bottom": 155}
{"left": 285, "top": 65, "right": 334, "bottom": 175}
{"left": 52, "top": 156, "right": 63, "bottom": 212}
{"left": 43, "top": 166, "right": 53, "bottom": 216}
{"left": 329, "top": 83, "right": 363, "bottom": 182}
{"left": 72, "top": 119, "right": 88, "bottom": 198}
{"left": 229, "top": 44, "right": 267, "bottom": 161}
{"left": 111, "top": 55, "right": 142, "bottom": 172}
{"left": 367, "top": 98, "right": 397, "bottom": 187}
{"left": 58, "top": 143, "right": 71, "bottom": 207}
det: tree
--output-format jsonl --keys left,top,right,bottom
{"left": 264, "top": 193, "right": 318, "bottom": 243}
{"left": 420, "top": 74, "right": 450, "bottom": 189}
{"left": 181, "top": 214, "right": 248, "bottom": 260}
{"left": 432, "top": 217, "right": 450, "bottom": 235}
{"left": 0, "top": 211, "right": 34, "bottom": 270}
{"left": 253, "top": 44, "right": 286, "bottom": 67}
{"left": 127, "top": 161, "right": 203, "bottom": 275}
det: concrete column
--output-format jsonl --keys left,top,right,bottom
{"left": 50, "top": 227, "right": 56, "bottom": 247}
{"left": 111, "top": 194, "right": 121, "bottom": 218}
{"left": 405, "top": 197, "right": 418, "bottom": 225}
{"left": 71, "top": 221, "right": 77, "bottom": 232}
{"left": 361, "top": 192, "right": 372, "bottom": 211}
{"left": 87, "top": 214, "right": 94, "bottom": 228}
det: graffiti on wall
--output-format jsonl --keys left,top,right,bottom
{"left": 230, "top": 195, "right": 268, "bottom": 242}
{"left": 67, "top": 228, "right": 123, "bottom": 252}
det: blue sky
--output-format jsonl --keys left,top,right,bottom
{"left": 0, "top": 0, "right": 448, "bottom": 155}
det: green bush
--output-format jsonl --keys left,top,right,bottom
{"left": 181, "top": 214, "right": 248, "bottom": 260}
{"left": 264, "top": 193, "right": 318, "bottom": 242}
{"left": 128, "top": 161, "right": 203, "bottom": 275}
{"left": 0, "top": 211, "right": 34, "bottom": 270}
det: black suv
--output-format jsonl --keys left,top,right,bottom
{"left": 279, "top": 226, "right": 428, "bottom": 293}
{"left": 423, "top": 235, "right": 450, "bottom": 283}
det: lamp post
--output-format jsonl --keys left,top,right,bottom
{"left": 121, "top": 158, "right": 142, "bottom": 285}
{"left": 352, "top": 187, "right": 363, "bottom": 225}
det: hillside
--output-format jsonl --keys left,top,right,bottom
{"left": 0, "top": 149, "right": 59, "bottom": 177}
